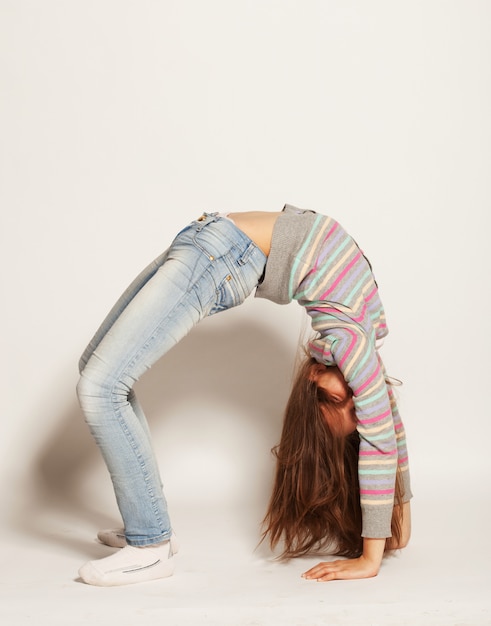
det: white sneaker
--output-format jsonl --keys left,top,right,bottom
{"left": 79, "top": 542, "right": 174, "bottom": 586}
{"left": 97, "top": 528, "right": 180, "bottom": 553}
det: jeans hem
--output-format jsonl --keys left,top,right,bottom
{"left": 126, "top": 531, "right": 172, "bottom": 547}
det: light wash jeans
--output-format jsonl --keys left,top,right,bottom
{"left": 76, "top": 213, "right": 267, "bottom": 546}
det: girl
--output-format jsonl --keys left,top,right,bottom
{"left": 76, "top": 205, "right": 412, "bottom": 586}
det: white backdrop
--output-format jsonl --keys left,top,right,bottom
{"left": 1, "top": 0, "right": 490, "bottom": 566}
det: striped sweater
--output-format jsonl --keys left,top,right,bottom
{"left": 256, "top": 205, "right": 411, "bottom": 538}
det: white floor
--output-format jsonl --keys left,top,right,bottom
{"left": 1, "top": 490, "right": 490, "bottom": 626}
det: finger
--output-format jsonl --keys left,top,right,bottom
{"left": 302, "top": 564, "right": 342, "bottom": 580}
{"left": 315, "top": 564, "right": 371, "bottom": 582}
{"left": 307, "top": 566, "right": 342, "bottom": 582}
{"left": 316, "top": 571, "right": 338, "bottom": 582}
{"left": 303, "top": 560, "right": 341, "bottom": 574}
{"left": 302, "top": 561, "right": 342, "bottom": 578}
{"left": 302, "top": 566, "right": 328, "bottom": 579}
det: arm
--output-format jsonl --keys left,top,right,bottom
{"left": 302, "top": 499, "right": 412, "bottom": 582}
{"left": 386, "top": 501, "right": 412, "bottom": 550}
{"left": 302, "top": 503, "right": 411, "bottom": 581}
{"left": 305, "top": 330, "right": 397, "bottom": 580}
{"left": 309, "top": 326, "right": 398, "bottom": 538}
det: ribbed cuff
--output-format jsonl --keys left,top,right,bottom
{"left": 361, "top": 503, "right": 394, "bottom": 538}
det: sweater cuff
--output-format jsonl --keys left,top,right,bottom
{"left": 401, "top": 468, "right": 413, "bottom": 503}
{"left": 361, "top": 504, "right": 394, "bottom": 538}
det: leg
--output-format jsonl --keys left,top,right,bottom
{"left": 76, "top": 215, "right": 266, "bottom": 585}
{"left": 78, "top": 249, "right": 170, "bottom": 374}
{"left": 77, "top": 247, "right": 210, "bottom": 546}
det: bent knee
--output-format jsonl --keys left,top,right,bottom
{"left": 76, "top": 370, "right": 132, "bottom": 415}
{"left": 76, "top": 371, "right": 110, "bottom": 408}
{"left": 76, "top": 374, "right": 99, "bottom": 415}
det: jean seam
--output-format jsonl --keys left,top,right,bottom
{"left": 110, "top": 396, "right": 165, "bottom": 532}
{"left": 104, "top": 288, "right": 205, "bottom": 535}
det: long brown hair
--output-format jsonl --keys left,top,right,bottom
{"left": 262, "top": 356, "right": 403, "bottom": 559}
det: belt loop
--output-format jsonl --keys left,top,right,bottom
{"left": 195, "top": 211, "right": 219, "bottom": 231}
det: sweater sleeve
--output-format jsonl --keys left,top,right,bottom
{"left": 309, "top": 326, "right": 398, "bottom": 538}
{"left": 380, "top": 363, "right": 413, "bottom": 504}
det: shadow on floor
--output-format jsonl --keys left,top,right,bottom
{"left": 13, "top": 318, "right": 297, "bottom": 558}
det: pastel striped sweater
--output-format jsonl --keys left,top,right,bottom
{"left": 256, "top": 205, "right": 411, "bottom": 539}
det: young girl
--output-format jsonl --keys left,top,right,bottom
{"left": 76, "top": 205, "right": 412, "bottom": 586}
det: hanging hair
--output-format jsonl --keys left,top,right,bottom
{"left": 262, "top": 356, "right": 404, "bottom": 559}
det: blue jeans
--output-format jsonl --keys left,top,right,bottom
{"left": 76, "top": 213, "right": 267, "bottom": 546}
